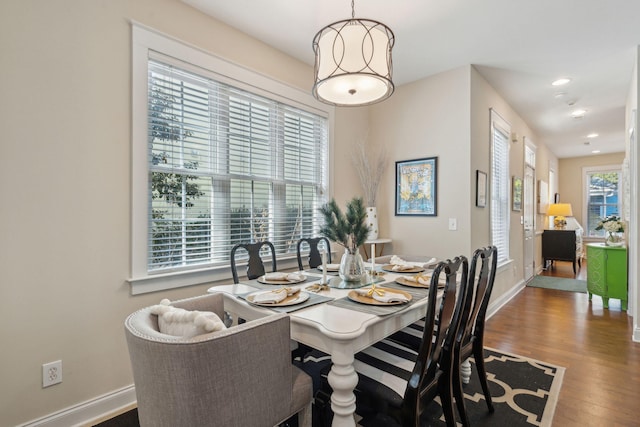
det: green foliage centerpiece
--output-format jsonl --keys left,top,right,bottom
{"left": 319, "top": 197, "right": 370, "bottom": 282}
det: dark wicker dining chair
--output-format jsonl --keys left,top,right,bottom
{"left": 230, "top": 241, "right": 277, "bottom": 284}
{"left": 296, "top": 237, "right": 331, "bottom": 270}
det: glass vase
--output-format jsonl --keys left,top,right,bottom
{"left": 339, "top": 251, "right": 365, "bottom": 282}
{"left": 605, "top": 232, "right": 624, "bottom": 247}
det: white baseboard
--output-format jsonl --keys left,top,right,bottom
{"left": 633, "top": 326, "right": 640, "bottom": 343}
{"left": 17, "top": 385, "right": 136, "bottom": 427}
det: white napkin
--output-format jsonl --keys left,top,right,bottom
{"left": 392, "top": 263, "right": 418, "bottom": 271}
{"left": 424, "top": 257, "right": 438, "bottom": 267}
{"left": 252, "top": 287, "right": 300, "bottom": 304}
{"left": 354, "top": 288, "right": 410, "bottom": 303}
{"left": 319, "top": 263, "right": 340, "bottom": 271}
{"left": 252, "top": 290, "right": 288, "bottom": 304}
{"left": 390, "top": 255, "right": 423, "bottom": 270}
{"left": 264, "top": 272, "right": 289, "bottom": 281}
{"left": 402, "top": 275, "right": 431, "bottom": 286}
{"left": 263, "top": 272, "right": 305, "bottom": 282}
{"left": 285, "top": 272, "right": 305, "bottom": 282}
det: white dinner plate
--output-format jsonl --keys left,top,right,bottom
{"left": 246, "top": 290, "right": 310, "bottom": 307}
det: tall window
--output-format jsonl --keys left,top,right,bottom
{"left": 584, "top": 166, "right": 621, "bottom": 237}
{"left": 490, "top": 109, "right": 510, "bottom": 264}
{"left": 147, "top": 60, "right": 328, "bottom": 272}
{"left": 130, "top": 26, "right": 330, "bottom": 292}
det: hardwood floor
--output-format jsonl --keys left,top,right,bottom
{"left": 484, "top": 260, "right": 640, "bottom": 426}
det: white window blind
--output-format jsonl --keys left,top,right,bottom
{"left": 490, "top": 109, "right": 510, "bottom": 263}
{"left": 147, "top": 60, "right": 328, "bottom": 273}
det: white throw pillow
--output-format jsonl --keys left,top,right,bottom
{"left": 150, "top": 299, "right": 227, "bottom": 338}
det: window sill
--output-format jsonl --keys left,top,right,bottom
{"left": 127, "top": 253, "right": 330, "bottom": 295}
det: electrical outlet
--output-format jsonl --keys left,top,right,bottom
{"left": 43, "top": 360, "right": 62, "bottom": 387}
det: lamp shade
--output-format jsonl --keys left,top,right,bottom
{"left": 547, "top": 203, "right": 573, "bottom": 217}
{"left": 312, "top": 18, "right": 394, "bottom": 106}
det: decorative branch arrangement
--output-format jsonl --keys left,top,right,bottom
{"left": 352, "top": 137, "right": 388, "bottom": 207}
{"left": 319, "top": 197, "right": 369, "bottom": 254}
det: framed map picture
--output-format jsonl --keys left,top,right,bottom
{"left": 395, "top": 157, "right": 437, "bottom": 216}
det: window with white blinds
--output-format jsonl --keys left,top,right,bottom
{"left": 147, "top": 59, "right": 328, "bottom": 273}
{"left": 490, "top": 109, "right": 510, "bottom": 264}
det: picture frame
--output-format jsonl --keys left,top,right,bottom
{"left": 512, "top": 176, "right": 523, "bottom": 211}
{"left": 395, "top": 157, "right": 437, "bottom": 216}
{"left": 476, "top": 170, "right": 487, "bottom": 208}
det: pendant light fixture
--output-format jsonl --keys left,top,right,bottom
{"left": 312, "top": 0, "right": 395, "bottom": 107}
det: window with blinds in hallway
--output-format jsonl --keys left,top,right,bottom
{"left": 147, "top": 59, "right": 328, "bottom": 273}
{"left": 490, "top": 109, "right": 510, "bottom": 264}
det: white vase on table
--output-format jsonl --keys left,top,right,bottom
{"left": 366, "top": 206, "right": 379, "bottom": 240}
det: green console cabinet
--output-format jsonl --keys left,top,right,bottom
{"left": 586, "top": 243, "right": 628, "bottom": 310}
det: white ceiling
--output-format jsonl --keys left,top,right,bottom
{"left": 183, "top": 0, "right": 640, "bottom": 158}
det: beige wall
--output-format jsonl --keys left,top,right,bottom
{"left": 0, "top": 0, "right": 561, "bottom": 425}
{"left": 559, "top": 152, "right": 625, "bottom": 228}
{"left": 0, "top": 0, "right": 341, "bottom": 425}
{"left": 368, "top": 66, "right": 473, "bottom": 258}
{"left": 470, "top": 68, "right": 545, "bottom": 297}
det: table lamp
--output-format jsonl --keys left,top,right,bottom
{"left": 547, "top": 203, "right": 573, "bottom": 229}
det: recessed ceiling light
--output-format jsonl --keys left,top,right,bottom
{"left": 583, "top": 141, "right": 591, "bottom": 145}
{"left": 592, "top": 150, "right": 601, "bottom": 154}
{"left": 552, "top": 78, "right": 571, "bottom": 86}
{"left": 587, "top": 133, "right": 599, "bottom": 138}
{"left": 571, "top": 109, "right": 587, "bottom": 118}
{"left": 554, "top": 92, "right": 567, "bottom": 98}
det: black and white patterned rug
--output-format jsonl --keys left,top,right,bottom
{"left": 99, "top": 348, "right": 564, "bottom": 427}
{"left": 356, "top": 347, "right": 565, "bottom": 427}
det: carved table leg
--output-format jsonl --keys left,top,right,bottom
{"left": 461, "top": 357, "right": 472, "bottom": 385}
{"left": 327, "top": 350, "right": 359, "bottom": 427}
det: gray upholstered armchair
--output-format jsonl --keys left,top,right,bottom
{"left": 124, "top": 294, "right": 312, "bottom": 427}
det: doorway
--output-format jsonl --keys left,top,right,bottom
{"left": 523, "top": 164, "right": 535, "bottom": 281}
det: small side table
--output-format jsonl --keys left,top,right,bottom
{"left": 586, "top": 243, "right": 628, "bottom": 310}
{"left": 362, "top": 238, "right": 392, "bottom": 259}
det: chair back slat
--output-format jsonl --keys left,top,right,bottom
{"left": 230, "top": 241, "right": 277, "bottom": 283}
{"left": 457, "top": 246, "right": 498, "bottom": 350}
{"left": 296, "top": 237, "right": 331, "bottom": 270}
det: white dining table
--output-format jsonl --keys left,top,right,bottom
{"left": 208, "top": 267, "right": 434, "bottom": 427}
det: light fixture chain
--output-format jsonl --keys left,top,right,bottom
{"left": 351, "top": 0, "right": 355, "bottom": 19}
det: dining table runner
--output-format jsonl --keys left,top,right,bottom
{"left": 327, "top": 281, "right": 432, "bottom": 316}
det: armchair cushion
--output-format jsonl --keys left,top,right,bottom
{"left": 150, "top": 298, "right": 226, "bottom": 338}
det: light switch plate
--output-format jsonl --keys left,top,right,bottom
{"left": 448, "top": 218, "right": 457, "bottom": 231}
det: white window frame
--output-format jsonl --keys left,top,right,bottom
{"left": 129, "top": 23, "right": 333, "bottom": 294}
{"left": 582, "top": 164, "right": 622, "bottom": 238}
{"left": 490, "top": 109, "right": 511, "bottom": 265}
